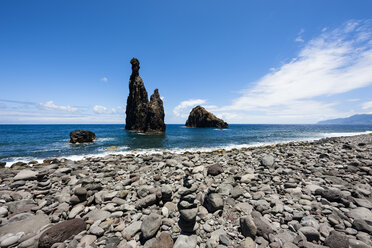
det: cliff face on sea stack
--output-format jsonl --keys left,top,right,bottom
{"left": 185, "top": 105, "right": 228, "bottom": 128}
{"left": 125, "top": 58, "right": 166, "bottom": 133}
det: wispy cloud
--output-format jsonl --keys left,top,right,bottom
{"left": 173, "top": 99, "right": 206, "bottom": 118}
{"left": 39, "top": 101, "right": 78, "bottom": 112}
{"left": 212, "top": 20, "right": 372, "bottom": 123}
{"left": 101, "top": 77, "right": 108, "bottom": 82}
{"left": 295, "top": 28, "right": 305, "bottom": 42}
{"left": 362, "top": 101, "right": 372, "bottom": 110}
{"left": 93, "top": 105, "right": 124, "bottom": 114}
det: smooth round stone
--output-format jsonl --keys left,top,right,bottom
{"left": 110, "top": 211, "right": 123, "bottom": 217}
{"left": 0, "top": 232, "right": 24, "bottom": 247}
{"left": 203, "top": 223, "right": 213, "bottom": 233}
{"left": 180, "top": 208, "right": 198, "bottom": 221}
{"left": 90, "top": 226, "right": 104, "bottom": 236}
{"left": 74, "top": 187, "right": 87, "bottom": 196}
{"left": 0, "top": 207, "right": 8, "bottom": 217}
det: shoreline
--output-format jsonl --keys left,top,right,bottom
{"left": 3, "top": 130, "right": 372, "bottom": 168}
{"left": 0, "top": 133, "right": 371, "bottom": 247}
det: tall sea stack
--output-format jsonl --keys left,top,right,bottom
{"left": 125, "top": 58, "right": 166, "bottom": 133}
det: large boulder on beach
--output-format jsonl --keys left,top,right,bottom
{"left": 185, "top": 105, "right": 228, "bottom": 128}
{"left": 38, "top": 219, "right": 86, "bottom": 248}
{"left": 125, "top": 58, "right": 166, "bottom": 133}
{"left": 69, "top": 130, "right": 96, "bottom": 144}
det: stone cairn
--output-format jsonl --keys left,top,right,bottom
{"left": 177, "top": 174, "right": 198, "bottom": 233}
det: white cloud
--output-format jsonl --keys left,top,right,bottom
{"left": 295, "top": 28, "right": 305, "bottom": 42}
{"left": 173, "top": 99, "right": 206, "bottom": 118}
{"left": 101, "top": 77, "right": 108, "bottom": 82}
{"left": 362, "top": 101, "right": 372, "bottom": 109}
{"left": 214, "top": 20, "right": 372, "bottom": 123}
{"left": 39, "top": 101, "right": 78, "bottom": 112}
{"left": 93, "top": 105, "right": 117, "bottom": 114}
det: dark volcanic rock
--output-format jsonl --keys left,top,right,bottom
{"left": 38, "top": 219, "right": 86, "bottom": 248}
{"left": 69, "top": 130, "right": 96, "bottom": 144}
{"left": 185, "top": 105, "right": 228, "bottom": 128}
{"left": 125, "top": 58, "right": 165, "bottom": 133}
{"left": 207, "top": 164, "right": 224, "bottom": 176}
{"left": 125, "top": 58, "right": 149, "bottom": 132}
{"left": 145, "top": 89, "right": 166, "bottom": 132}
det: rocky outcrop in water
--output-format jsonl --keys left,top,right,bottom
{"left": 146, "top": 89, "right": 166, "bottom": 132}
{"left": 69, "top": 130, "right": 96, "bottom": 144}
{"left": 125, "top": 58, "right": 165, "bottom": 133}
{"left": 185, "top": 105, "right": 228, "bottom": 129}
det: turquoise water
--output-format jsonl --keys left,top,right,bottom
{"left": 0, "top": 124, "right": 372, "bottom": 164}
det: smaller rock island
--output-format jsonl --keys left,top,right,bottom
{"left": 69, "top": 130, "right": 96, "bottom": 144}
{"left": 185, "top": 105, "right": 228, "bottom": 129}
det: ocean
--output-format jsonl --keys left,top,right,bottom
{"left": 1, "top": 124, "right": 372, "bottom": 166}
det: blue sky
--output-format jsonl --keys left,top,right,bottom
{"left": 1, "top": 0, "right": 372, "bottom": 124}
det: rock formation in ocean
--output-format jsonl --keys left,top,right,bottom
{"left": 69, "top": 130, "right": 96, "bottom": 144}
{"left": 185, "top": 105, "right": 228, "bottom": 129}
{"left": 125, "top": 58, "right": 166, "bottom": 133}
{"left": 146, "top": 89, "right": 166, "bottom": 132}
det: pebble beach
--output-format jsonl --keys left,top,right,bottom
{"left": 0, "top": 133, "right": 371, "bottom": 248}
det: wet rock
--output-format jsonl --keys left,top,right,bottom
{"left": 38, "top": 219, "right": 86, "bottom": 248}
{"left": 69, "top": 130, "right": 96, "bottom": 144}
{"left": 185, "top": 105, "right": 228, "bottom": 129}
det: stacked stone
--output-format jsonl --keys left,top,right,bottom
{"left": 203, "top": 184, "right": 224, "bottom": 213}
{"left": 36, "top": 170, "right": 51, "bottom": 191}
{"left": 177, "top": 176, "right": 198, "bottom": 233}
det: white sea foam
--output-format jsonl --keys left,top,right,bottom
{"left": 97, "top": 137, "right": 116, "bottom": 142}
{"left": 320, "top": 130, "right": 372, "bottom": 138}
